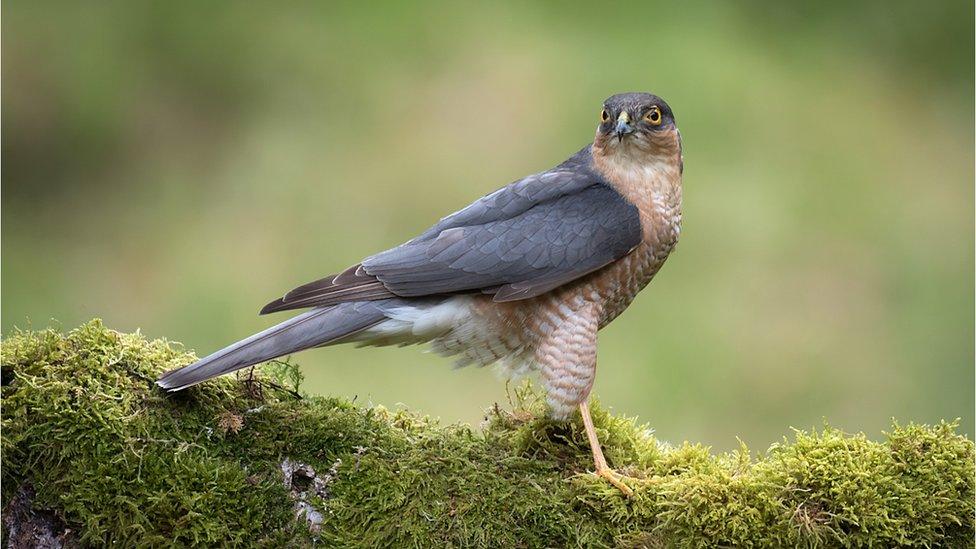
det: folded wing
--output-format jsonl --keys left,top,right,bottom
{"left": 261, "top": 152, "right": 642, "bottom": 313}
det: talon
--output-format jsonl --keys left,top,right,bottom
{"left": 595, "top": 466, "right": 634, "bottom": 496}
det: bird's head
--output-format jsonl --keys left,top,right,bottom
{"left": 593, "top": 92, "right": 680, "bottom": 163}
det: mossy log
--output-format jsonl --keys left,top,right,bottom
{"left": 1, "top": 321, "right": 973, "bottom": 548}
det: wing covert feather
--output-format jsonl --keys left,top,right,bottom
{"left": 361, "top": 183, "right": 641, "bottom": 301}
{"left": 261, "top": 147, "right": 643, "bottom": 313}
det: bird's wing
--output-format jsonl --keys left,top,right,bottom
{"left": 361, "top": 182, "right": 641, "bottom": 300}
{"left": 261, "top": 159, "right": 642, "bottom": 313}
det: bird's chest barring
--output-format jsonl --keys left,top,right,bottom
{"left": 594, "top": 213, "right": 681, "bottom": 327}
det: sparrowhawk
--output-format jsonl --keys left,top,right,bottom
{"left": 158, "top": 92, "right": 683, "bottom": 494}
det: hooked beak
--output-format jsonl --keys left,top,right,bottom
{"left": 613, "top": 112, "right": 633, "bottom": 142}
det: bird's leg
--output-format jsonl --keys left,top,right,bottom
{"left": 534, "top": 303, "right": 631, "bottom": 494}
{"left": 579, "top": 400, "right": 633, "bottom": 496}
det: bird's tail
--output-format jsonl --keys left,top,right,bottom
{"left": 156, "top": 301, "right": 389, "bottom": 391}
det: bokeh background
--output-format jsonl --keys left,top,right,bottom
{"left": 3, "top": 1, "right": 973, "bottom": 450}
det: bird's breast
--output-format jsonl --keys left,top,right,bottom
{"left": 585, "top": 158, "right": 683, "bottom": 327}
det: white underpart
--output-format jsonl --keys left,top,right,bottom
{"left": 350, "top": 296, "right": 533, "bottom": 375}
{"left": 353, "top": 297, "right": 474, "bottom": 347}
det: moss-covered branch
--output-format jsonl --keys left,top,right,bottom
{"left": 2, "top": 321, "right": 973, "bottom": 547}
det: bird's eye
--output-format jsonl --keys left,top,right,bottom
{"left": 600, "top": 109, "right": 610, "bottom": 123}
{"left": 644, "top": 106, "right": 662, "bottom": 126}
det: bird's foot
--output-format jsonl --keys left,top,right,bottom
{"left": 578, "top": 400, "right": 635, "bottom": 496}
{"left": 594, "top": 465, "right": 634, "bottom": 497}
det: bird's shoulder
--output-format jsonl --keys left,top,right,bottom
{"left": 411, "top": 145, "right": 614, "bottom": 241}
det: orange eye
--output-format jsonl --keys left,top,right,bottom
{"left": 600, "top": 109, "right": 610, "bottom": 123}
{"left": 644, "top": 106, "right": 662, "bottom": 126}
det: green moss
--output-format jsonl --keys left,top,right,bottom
{"left": 2, "top": 321, "right": 973, "bottom": 547}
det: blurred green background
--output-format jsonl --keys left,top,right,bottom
{"left": 3, "top": 2, "right": 973, "bottom": 450}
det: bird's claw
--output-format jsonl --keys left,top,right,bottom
{"left": 595, "top": 466, "right": 634, "bottom": 497}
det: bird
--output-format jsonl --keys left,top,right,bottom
{"left": 158, "top": 92, "right": 683, "bottom": 495}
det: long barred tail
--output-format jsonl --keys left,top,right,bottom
{"left": 156, "top": 301, "right": 389, "bottom": 391}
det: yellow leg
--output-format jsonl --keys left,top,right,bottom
{"left": 579, "top": 400, "right": 633, "bottom": 496}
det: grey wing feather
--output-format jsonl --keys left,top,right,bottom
{"left": 410, "top": 166, "right": 596, "bottom": 242}
{"left": 362, "top": 183, "right": 641, "bottom": 301}
{"left": 261, "top": 146, "right": 642, "bottom": 312}
{"left": 260, "top": 263, "right": 392, "bottom": 314}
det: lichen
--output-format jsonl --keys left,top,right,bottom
{"left": 2, "top": 320, "right": 973, "bottom": 547}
